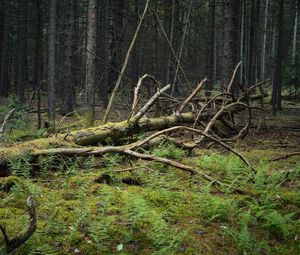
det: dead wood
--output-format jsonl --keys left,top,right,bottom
{"left": 0, "top": 71, "right": 266, "bottom": 196}
{"left": 103, "top": 0, "right": 150, "bottom": 124}
{"left": 0, "top": 109, "right": 15, "bottom": 143}
{"left": 0, "top": 197, "right": 37, "bottom": 254}
{"left": 271, "top": 152, "right": 300, "bottom": 161}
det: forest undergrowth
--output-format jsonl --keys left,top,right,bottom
{"left": 0, "top": 96, "right": 300, "bottom": 255}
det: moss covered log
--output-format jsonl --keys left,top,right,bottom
{"left": 0, "top": 112, "right": 201, "bottom": 168}
{"left": 67, "top": 112, "right": 197, "bottom": 146}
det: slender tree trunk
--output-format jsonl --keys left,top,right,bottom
{"left": 0, "top": 0, "right": 3, "bottom": 90}
{"left": 85, "top": 0, "right": 97, "bottom": 119}
{"left": 272, "top": 0, "right": 284, "bottom": 114}
{"left": 261, "top": 0, "right": 269, "bottom": 80}
{"left": 223, "top": 0, "right": 240, "bottom": 92}
{"left": 109, "top": 0, "right": 124, "bottom": 91}
{"left": 247, "top": 0, "right": 257, "bottom": 87}
{"left": 166, "top": 0, "right": 176, "bottom": 85}
{"left": 292, "top": 1, "right": 298, "bottom": 93}
{"left": 0, "top": 0, "right": 9, "bottom": 97}
{"left": 206, "top": 0, "right": 215, "bottom": 96}
{"left": 132, "top": 0, "right": 141, "bottom": 84}
{"left": 34, "top": 0, "right": 43, "bottom": 129}
{"left": 102, "top": 0, "right": 150, "bottom": 124}
{"left": 98, "top": 0, "right": 109, "bottom": 107}
{"left": 48, "top": 0, "right": 58, "bottom": 124}
{"left": 61, "top": 0, "right": 76, "bottom": 115}
{"left": 16, "top": 0, "right": 28, "bottom": 102}
{"left": 240, "top": 0, "right": 245, "bottom": 85}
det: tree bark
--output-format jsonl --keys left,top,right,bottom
{"left": 261, "top": 0, "right": 269, "bottom": 81}
{"left": 109, "top": 0, "right": 125, "bottom": 91}
{"left": 61, "top": 0, "right": 76, "bottom": 115}
{"left": 0, "top": 0, "right": 9, "bottom": 97}
{"left": 205, "top": 0, "right": 216, "bottom": 97}
{"left": 48, "top": 0, "right": 58, "bottom": 124}
{"left": 16, "top": 0, "right": 28, "bottom": 102}
{"left": 85, "top": 0, "right": 97, "bottom": 118}
{"left": 34, "top": 0, "right": 43, "bottom": 129}
{"left": 98, "top": 0, "right": 109, "bottom": 107}
{"left": 223, "top": 0, "right": 240, "bottom": 93}
{"left": 272, "top": 0, "right": 284, "bottom": 113}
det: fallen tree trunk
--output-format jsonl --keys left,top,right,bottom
{"left": 0, "top": 112, "right": 203, "bottom": 162}
{"left": 0, "top": 69, "right": 264, "bottom": 195}
{"left": 67, "top": 112, "right": 197, "bottom": 145}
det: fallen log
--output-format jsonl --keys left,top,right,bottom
{"left": 0, "top": 70, "right": 260, "bottom": 196}
{"left": 0, "top": 112, "right": 204, "bottom": 168}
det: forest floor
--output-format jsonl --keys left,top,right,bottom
{"left": 0, "top": 95, "right": 300, "bottom": 255}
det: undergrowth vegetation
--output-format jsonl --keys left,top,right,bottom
{"left": 0, "top": 144, "right": 300, "bottom": 254}
{"left": 0, "top": 96, "right": 44, "bottom": 142}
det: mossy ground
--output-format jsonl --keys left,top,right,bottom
{"left": 0, "top": 144, "right": 299, "bottom": 255}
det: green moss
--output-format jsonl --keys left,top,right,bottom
{"left": 0, "top": 146, "right": 300, "bottom": 254}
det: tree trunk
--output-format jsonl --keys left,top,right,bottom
{"left": 247, "top": 0, "right": 258, "bottom": 88}
{"left": 0, "top": 0, "right": 9, "bottom": 97}
{"left": 48, "top": 0, "right": 58, "bottom": 124}
{"left": 61, "top": 0, "right": 76, "bottom": 115}
{"left": 133, "top": 0, "right": 141, "bottom": 80}
{"left": 261, "top": 0, "right": 269, "bottom": 81}
{"left": 223, "top": 0, "right": 240, "bottom": 93}
{"left": 85, "top": 0, "right": 97, "bottom": 119}
{"left": 272, "top": 0, "right": 284, "bottom": 114}
{"left": 109, "top": 0, "right": 124, "bottom": 91}
{"left": 0, "top": 112, "right": 205, "bottom": 164}
{"left": 34, "top": 0, "right": 43, "bottom": 129}
{"left": 98, "top": 0, "right": 109, "bottom": 107}
{"left": 0, "top": 0, "right": 3, "bottom": 90}
{"left": 16, "top": 0, "right": 28, "bottom": 102}
{"left": 206, "top": 0, "right": 215, "bottom": 97}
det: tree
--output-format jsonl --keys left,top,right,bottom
{"left": 48, "top": 0, "right": 58, "bottom": 124}
{"left": 16, "top": 0, "right": 28, "bottom": 102}
{"left": 261, "top": 0, "right": 269, "bottom": 81}
{"left": 223, "top": 0, "right": 241, "bottom": 93}
{"left": 272, "top": 0, "right": 284, "bottom": 113}
{"left": 98, "top": 0, "right": 109, "bottom": 107}
{"left": 109, "top": 0, "right": 125, "bottom": 91}
{"left": 61, "top": 0, "right": 76, "bottom": 115}
{"left": 206, "top": 0, "right": 216, "bottom": 96}
{"left": 34, "top": 0, "right": 43, "bottom": 129}
{"left": 85, "top": 0, "right": 97, "bottom": 119}
{"left": 0, "top": 0, "right": 9, "bottom": 97}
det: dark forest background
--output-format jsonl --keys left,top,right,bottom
{"left": 0, "top": 0, "right": 299, "bottom": 124}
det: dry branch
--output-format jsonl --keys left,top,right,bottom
{"left": 131, "top": 74, "right": 158, "bottom": 117}
{"left": 0, "top": 197, "right": 37, "bottom": 254}
{"left": 0, "top": 109, "right": 15, "bottom": 143}
{"left": 29, "top": 144, "right": 245, "bottom": 194}
{"left": 271, "top": 152, "right": 300, "bottom": 161}
{"left": 129, "top": 84, "right": 171, "bottom": 123}
{"left": 103, "top": 0, "right": 150, "bottom": 124}
{"left": 177, "top": 78, "right": 207, "bottom": 114}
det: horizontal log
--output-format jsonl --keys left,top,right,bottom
{"left": 66, "top": 112, "right": 198, "bottom": 146}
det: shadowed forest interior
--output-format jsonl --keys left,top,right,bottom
{"left": 0, "top": 0, "right": 300, "bottom": 254}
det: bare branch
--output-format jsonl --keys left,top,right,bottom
{"left": 227, "top": 61, "right": 242, "bottom": 93}
{"left": 0, "top": 109, "right": 15, "bottom": 143}
{"left": 0, "top": 197, "right": 37, "bottom": 254}
{"left": 129, "top": 84, "right": 171, "bottom": 124}
{"left": 130, "top": 74, "right": 159, "bottom": 118}
{"left": 177, "top": 78, "right": 207, "bottom": 115}
{"left": 103, "top": 0, "right": 150, "bottom": 124}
